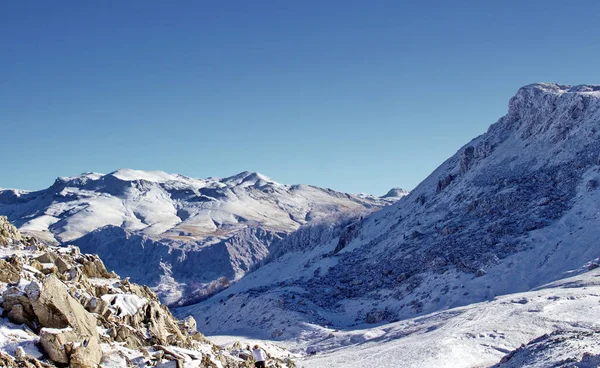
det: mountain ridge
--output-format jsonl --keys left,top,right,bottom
{"left": 0, "top": 169, "right": 406, "bottom": 304}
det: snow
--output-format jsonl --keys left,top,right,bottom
{"left": 108, "top": 169, "right": 181, "bottom": 183}
{"left": 101, "top": 294, "right": 148, "bottom": 317}
{"left": 202, "top": 269, "right": 600, "bottom": 367}
{"left": 0, "top": 318, "right": 41, "bottom": 359}
{"left": 0, "top": 169, "right": 390, "bottom": 304}
{"left": 294, "top": 270, "right": 600, "bottom": 367}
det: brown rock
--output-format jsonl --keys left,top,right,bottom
{"left": 40, "top": 263, "right": 58, "bottom": 275}
{"left": 35, "top": 251, "right": 58, "bottom": 264}
{"left": 55, "top": 256, "right": 71, "bottom": 273}
{"left": 80, "top": 257, "right": 111, "bottom": 278}
{"left": 0, "top": 259, "right": 20, "bottom": 283}
{"left": 2, "top": 287, "right": 36, "bottom": 327}
{"left": 0, "top": 216, "right": 21, "bottom": 245}
{"left": 39, "top": 328, "right": 77, "bottom": 364}
{"left": 26, "top": 275, "right": 101, "bottom": 367}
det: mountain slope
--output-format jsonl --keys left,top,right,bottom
{"left": 0, "top": 170, "right": 402, "bottom": 303}
{"left": 179, "top": 83, "right": 600, "bottom": 342}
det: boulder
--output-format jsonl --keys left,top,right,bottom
{"left": 35, "top": 251, "right": 58, "bottom": 264}
{"left": 26, "top": 275, "right": 101, "bottom": 367}
{"left": 0, "top": 259, "right": 20, "bottom": 283}
{"left": 0, "top": 216, "right": 21, "bottom": 245}
{"left": 39, "top": 328, "right": 77, "bottom": 364}
{"left": 80, "top": 256, "right": 110, "bottom": 278}
{"left": 55, "top": 256, "right": 71, "bottom": 273}
{"left": 40, "top": 263, "right": 58, "bottom": 275}
{"left": 2, "top": 287, "right": 36, "bottom": 327}
{"left": 35, "top": 251, "right": 71, "bottom": 274}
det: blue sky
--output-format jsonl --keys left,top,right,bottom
{"left": 1, "top": 1, "right": 599, "bottom": 195}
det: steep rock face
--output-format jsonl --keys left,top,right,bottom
{"left": 0, "top": 170, "right": 395, "bottom": 303}
{"left": 180, "top": 84, "right": 600, "bottom": 337}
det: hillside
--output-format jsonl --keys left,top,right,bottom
{"left": 0, "top": 170, "right": 402, "bottom": 304}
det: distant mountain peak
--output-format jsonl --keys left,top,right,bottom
{"left": 108, "top": 168, "right": 181, "bottom": 183}
{"left": 221, "top": 171, "right": 279, "bottom": 186}
{"left": 381, "top": 188, "right": 409, "bottom": 199}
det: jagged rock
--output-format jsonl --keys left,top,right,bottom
{"left": 0, "top": 218, "right": 258, "bottom": 368}
{"left": 0, "top": 216, "right": 21, "bottom": 245}
{"left": 55, "top": 257, "right": 71, "bottom": 274}
{"left": 0, "top": 351, "right": 19, "bottom": 368}
{"left": 79, "top": 256, "right": 110, "bottom": 278}
{"left": 86, "top": 296, "right": 110, "bottom": 315}
{"left": 2, "top": 287, "right": 36, "bottom": 328}
{"left": 40, "top": 263, "right": 58, "bottom": 275}
{"left": 179, "top": 315, "right": 197, "bottom": 333}
{"left": 39, "top": 328, "right": 77, "bottom": 364}
{"left": 0, "top": 259, "right": 20, "bottom": 283}
{"left": 35, "top": 251, "right": 58, "bottom": 264}
{"left": 113, "top": 325, "right": 145, "bottom": 349}
{"left": 26, "top": 275, "right": 101, "bottom": 367}
{"left": 144, "top": 301, "right": 188, "bottom": 346}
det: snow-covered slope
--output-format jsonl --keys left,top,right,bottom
{"left": 294, "top": 269, "right": 600, "bottom": 367}
{"left": 179, "top": 84, "right": 600, "bottom": 352}
{"left": 0, "top": 170, "right": 399, "bottom": 304}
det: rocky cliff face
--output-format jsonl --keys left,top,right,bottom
{"left": 0, "top": 170, "right": 398, "bottom": 304}
{"left": 0, "top": 216, "right": 295, "bottom": 367}
{"left": 180, "top": 84, "right": 600, "bottom": 339}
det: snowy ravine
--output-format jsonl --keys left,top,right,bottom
{"left": 177, "top": 84, "right": 600, "bottom": 365}
{"left": 0, "top": 170, "right": 403, "bottom": 304}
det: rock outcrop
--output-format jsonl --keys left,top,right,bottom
{"left": 0, "top": 216, "right": 283, "bottom": 367}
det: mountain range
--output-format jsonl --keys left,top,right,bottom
{"left": 0, "top": 169, "right": 404, "bottom": 304}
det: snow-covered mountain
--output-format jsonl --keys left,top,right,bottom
{"left": 0, "top": 169, "right": 401, "bottom": 304}
{"left": 178, "top": 84, "right": 600, "bottom": 364}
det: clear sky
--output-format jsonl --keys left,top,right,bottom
{"left": 1, "top": 1, "right": 599, "bottom": 195}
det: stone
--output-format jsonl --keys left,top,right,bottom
{"left": 0, "top": 259, "right": 20, "bottom": 283}
{"left": 39, "top": 328, "right": 77, "bottom": 364}
{"left": 40, "top": 327, "right": 102, "bottom": 367}
{"left": 0, "top": 216, "right": 21, "bottom": 245}
{"left": 40, "top": 263, "right": 58, "bottom": 275}
{"left": 35, "top": 251, "right": 58, "bottom": 265}
{"left": 475, "top": 268, "right": 487, "bottom": 277}
{"left": 26, "top": 275, "right": 101, "bottom": 367}
{"left": 55, "top": 257, "right": 71, "bottom": 274}
{"left": 80, "top": 257, "right": 111, "bottom": 278}
{"left": 2, "top": 287, "right": 36, "bottom": 327}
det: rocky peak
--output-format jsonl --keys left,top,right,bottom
{"left": 502, "top": 83, "right": 600, "bottom": 140}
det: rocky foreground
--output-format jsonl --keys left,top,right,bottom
{"left": 0, "top": 216, "right": 295, "bottom": 367}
